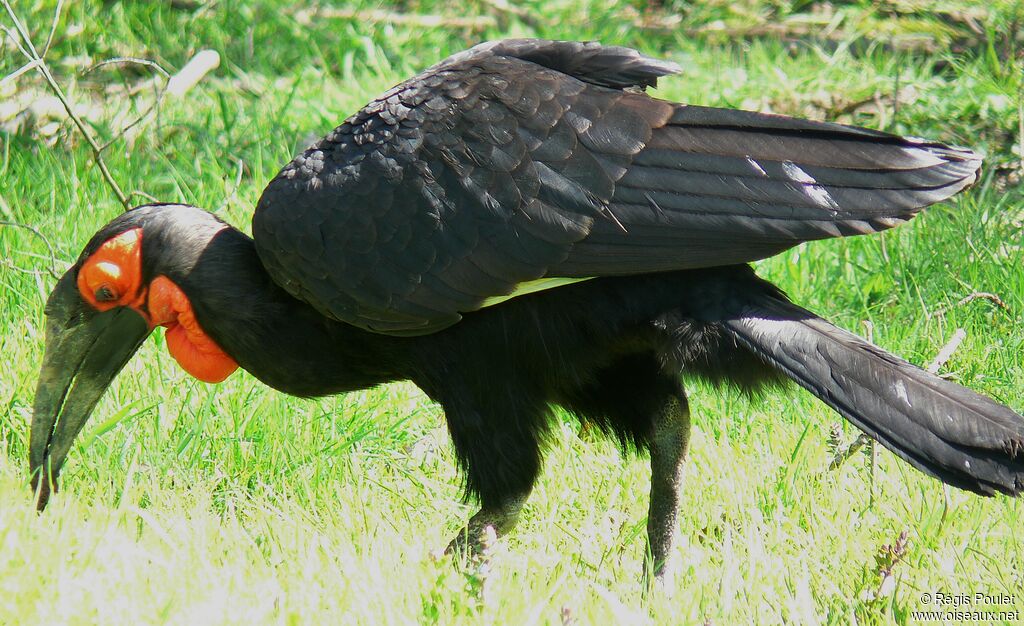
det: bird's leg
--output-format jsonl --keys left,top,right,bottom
{"left": 556, "top": 354, "right": 692, "bottom": 582}
{"left": 645, "top": 392, "right": 691, "bottom": 582}
{"left": 428, "top": 386, "right": 546, "bottom": 560}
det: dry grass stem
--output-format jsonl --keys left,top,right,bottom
{"left": 2, "top": 0, "right": 130, "bottom": 209}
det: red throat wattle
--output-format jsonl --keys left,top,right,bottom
{"left": 146, "top": 276, "right": 238, "bottom": 383}
{"left": 77, "top": 228, "right": 238, "bottom": 383}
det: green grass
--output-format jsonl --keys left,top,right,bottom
{"left": 2, "top": 1, "right": 1024, "bottom": 624}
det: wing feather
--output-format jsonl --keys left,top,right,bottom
{"left": 253, "top": 39, "right": 982, "bottom": 335}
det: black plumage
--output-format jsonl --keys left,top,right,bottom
{"left": 253, "top": 39, "right": 979, "bottom": 335}
{"left": 31, "top": 39, "right": 1022, "bottom": 580}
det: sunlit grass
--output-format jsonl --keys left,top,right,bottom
{"left": 1, "top": 1, "right": 1023, "bottom": 624}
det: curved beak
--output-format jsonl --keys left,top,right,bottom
{"left": 30, "top": 270, "right": 151, "bottom": 511}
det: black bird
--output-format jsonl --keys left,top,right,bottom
{"left": 31, "top": 39, "right": 1023, "bottom": 578}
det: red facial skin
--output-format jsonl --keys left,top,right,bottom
{"left": 77, "top": 228, "right": 238, "bottom": 383}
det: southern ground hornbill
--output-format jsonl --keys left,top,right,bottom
{"left": 31, "top": 39, "right": 1024, "bottom": 578}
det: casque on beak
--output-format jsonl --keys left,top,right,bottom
{"left": 30, "top": 269, "right": 151, "bottom": 511}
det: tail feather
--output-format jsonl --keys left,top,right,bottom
{"left": 722, "top": 292, "right": 1024, "bottom": 496}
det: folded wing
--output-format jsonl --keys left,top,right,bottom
{"left": 253, "top": 39, "right": 982, "bottom": 335}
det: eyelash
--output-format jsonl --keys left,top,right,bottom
{"left": 94, "top": 285, "right": 118, "bottom": 302}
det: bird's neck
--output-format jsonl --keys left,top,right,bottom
{"left": 177, "top": 227, "right": 404, "bottom": 396}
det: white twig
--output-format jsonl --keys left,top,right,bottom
{"left": 293, "top": 7, "right": 496, "bottom": 30}
{"left": 927, "top": 329, "right": 967, "bottom": 374}
{"left": 83, "top": 57, "right": 172, "bottom": 151}
{"left": 165, "top": 49, "right": 219, "bottom": 97}
{"left": 41, "top": 0, "right": 64, "bottom": 59}
{"left": 85, "top": 57, "right": 171, "bottom": 81}
{"left": 0, "top": 58, "right": 41, "bottom": 88}
{"left": 0, "top": 220, "right": 61, "bottom": 279}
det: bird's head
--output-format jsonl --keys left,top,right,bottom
{"left": 30, "top": 203, "right": 240, "bottom": 509}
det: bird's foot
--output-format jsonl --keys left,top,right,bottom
{"left": 446, "top": 521, "right": 499, "bottom": 562}
{"left": 445, "top": 496, "right": 525, "bottom": 559}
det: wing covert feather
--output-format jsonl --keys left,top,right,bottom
{"left": 253, "top": 39, "right": 981, "bottom": 335}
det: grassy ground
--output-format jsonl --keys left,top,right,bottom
{"left": 2, "top": 1, "right": 1023, "bottom": 624}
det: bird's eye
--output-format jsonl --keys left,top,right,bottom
{"left": 94, "top": 285, "right": 118, "bottom": 302}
